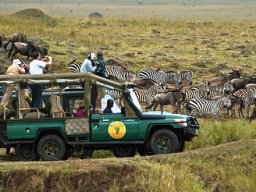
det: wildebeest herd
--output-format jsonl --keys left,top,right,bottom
{"left": 1, "top": 33, "right": 256, "bottom": 120}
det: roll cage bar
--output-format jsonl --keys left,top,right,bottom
{"left": 0, "top": 73, "right": 125, "bottom": 119}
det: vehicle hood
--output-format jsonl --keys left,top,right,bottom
{"left": 142, "top": 111, "right": 188, "bottom": 120}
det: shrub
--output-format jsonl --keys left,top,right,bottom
{"left": 89, "top": 12, "right": 103, "bottom": 18}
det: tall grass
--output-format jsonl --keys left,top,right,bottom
{"left": 187, "top": 119, "right": 256, "bottom": 150}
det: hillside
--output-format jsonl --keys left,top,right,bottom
{"left": 0, "top": 139, "right": 255, "bottom": 191}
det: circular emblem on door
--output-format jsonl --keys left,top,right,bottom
{"left": 108, "top": 121, "right": 126, "bottom": 139}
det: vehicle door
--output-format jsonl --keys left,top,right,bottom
{"left": 90, "top": 113, "right": 139, "bottom": 142}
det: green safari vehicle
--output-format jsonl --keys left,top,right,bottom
{"left": 0, "top": 73, "right": 199, "bottom": 160}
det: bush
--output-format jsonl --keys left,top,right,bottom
{"left": 89, "top": 12, "right": 103, "bottom": 18}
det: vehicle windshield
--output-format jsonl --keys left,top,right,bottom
{"left": 129, "top": 89, "right": 143, "bottom": 112}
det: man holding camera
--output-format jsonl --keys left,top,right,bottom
{"left": 0, "top": 59, "right": 27, "bottom": 108}
{"left": 29, "top": 52, "right": 52, "bottom": 108}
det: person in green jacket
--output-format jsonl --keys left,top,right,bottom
{"left": 95, "top": 50, "right": 106, "bottom": 111}
{"left": 95, "top": 50, "right": 106, "bottom": 78}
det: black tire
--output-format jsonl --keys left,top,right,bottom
{"left": 37, "top": 135, "right": 66, "bottom": 161}
{"left": 150, "top": 129, "right": 179, "bottom": 155}
{"left": 112, "top": 147, "right": 137, "bottom": 158}
{"left": 16, "top": 144, "right": 39, "bottom": 161}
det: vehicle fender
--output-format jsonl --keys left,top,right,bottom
{"left": 34, "top": 127, "right": 68, "bottom": 143}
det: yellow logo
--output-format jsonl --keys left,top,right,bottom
{"left": 108, "top": 121, "right": 126, "bottom": 139}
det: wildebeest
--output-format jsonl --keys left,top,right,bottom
{"left": 129, "top": 77, "right": 156, "bottom": 89}
{"left": 3, "top": 33, "right": 27, "bottom": 58}
{"left": 208, "top": 69, "right": 241, "bottom": 84}
{"left": 231, "top": 77, "right": 256, "bottom": 91}
{"left": 10, "top": 42, "right": 48, "bottom": 60}
{"left": 245, "top": 83, "right": 256, "bottom": 89}
{"left": 146, "top": 90, "right": 184, "bottom": 114}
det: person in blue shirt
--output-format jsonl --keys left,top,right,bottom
{"left": 103, "top": 99, "right": 113, "bottom": 114}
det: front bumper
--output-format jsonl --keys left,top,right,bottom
{"left": 184, "top": 117, "right": 199, "bottom": 141}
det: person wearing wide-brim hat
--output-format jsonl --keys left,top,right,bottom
{"left": 0, "top": 59, "right": 26, "bottom": 108}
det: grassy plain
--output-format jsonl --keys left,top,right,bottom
{"left": 0, "top": 4, "right": 256, "bottom": 191}
{"left": 1, "top": 9, "right": 256, "bottom": 82}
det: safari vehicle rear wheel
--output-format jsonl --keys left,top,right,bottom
{"left": 112, "top": 147, "right": 137, "bottom": 158}
{"left": 37, "top": 135, "right": 66, "bottom": 161}
{"left": 16, "top": 144, "right": 39, "bottom": 161}
{"left": 150, "top": 129, "right": 179, "bottom": 155}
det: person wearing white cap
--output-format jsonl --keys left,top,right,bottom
{"left": 80, "top": 53, "right": 97, "bottom": 73}
{"left": 80, "top": 52, "right": 98, "bottom": 111}
{"left": 0, "top": 59, "right": 26, "bottom": 107}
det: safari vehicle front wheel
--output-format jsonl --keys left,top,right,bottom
{"left": 150, "top": 129, "right": 179, "bottom": 155}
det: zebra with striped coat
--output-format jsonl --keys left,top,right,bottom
{"left": 138, "top": 69, "right": 182, "bottom": 88}
{"left": 207, "top": 81, "right": 235, "bottom": 99}
{"left": 106, "top": 83, "right": 165, "bottom": 110}
{"left": 133, "top": 83, "right": 165, "bottom": 107}
{"left": 187, "top": 96, "right": 232, "bottom": 119}
{"left": 232, "top": 88, "right": 256, "bottom": 118}
{"left": 184, "top": 81, "right": 211, "bottom": 102}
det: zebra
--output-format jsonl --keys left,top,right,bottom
{"left": 187, "top": 96, "right": 231, "bottom": 119}
{"left": 106, "top": 89, "right": 122, "bottom": 107}
{"left": 232, "top": 88, "right": 256, "bottom": 118}
{"left": 207, "top": 81, "right": 235, "bottom": 99}
{"left": 138, "top": 69, "right": 182, "bottom": 87}
{"left": 184, "top": 81, "right": 211, "bottom": 102}
{"left": 161, "top": 70, "right": 193, "bottom": 85}
{"left": 133, "top": 83, "right": 165, "bottom": 107}
{"left": 105, "top": 67, "right": 136, "bottom": 82}
{"left": 68, "top": 59, "right": 82, "bottom": 73}
{"left": 106, "top": 83, "right": 165, "bottom": 110}
{"left": 190, "top": 81, "right": 209, "bottom": 90}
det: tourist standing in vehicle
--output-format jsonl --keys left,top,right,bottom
{"left": 95, "top": 51, "right": 106, "bottom": 78}
{"left": 29, "top": 52, "right": 52, "bottom": 108}
{"left": 80, "top": 53, "right": 98, "bottom": 111}
{"left": 95, "top": 50, "right": 106, "bottom": 110}
{"left": 80, "top": 53, "right": 97, "bottom": 73}
{"left": 0, "top": 59, "right": 26, "bottom": 108}
{"left": 103, "top": 99, "right": 113, "bottom": 114}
